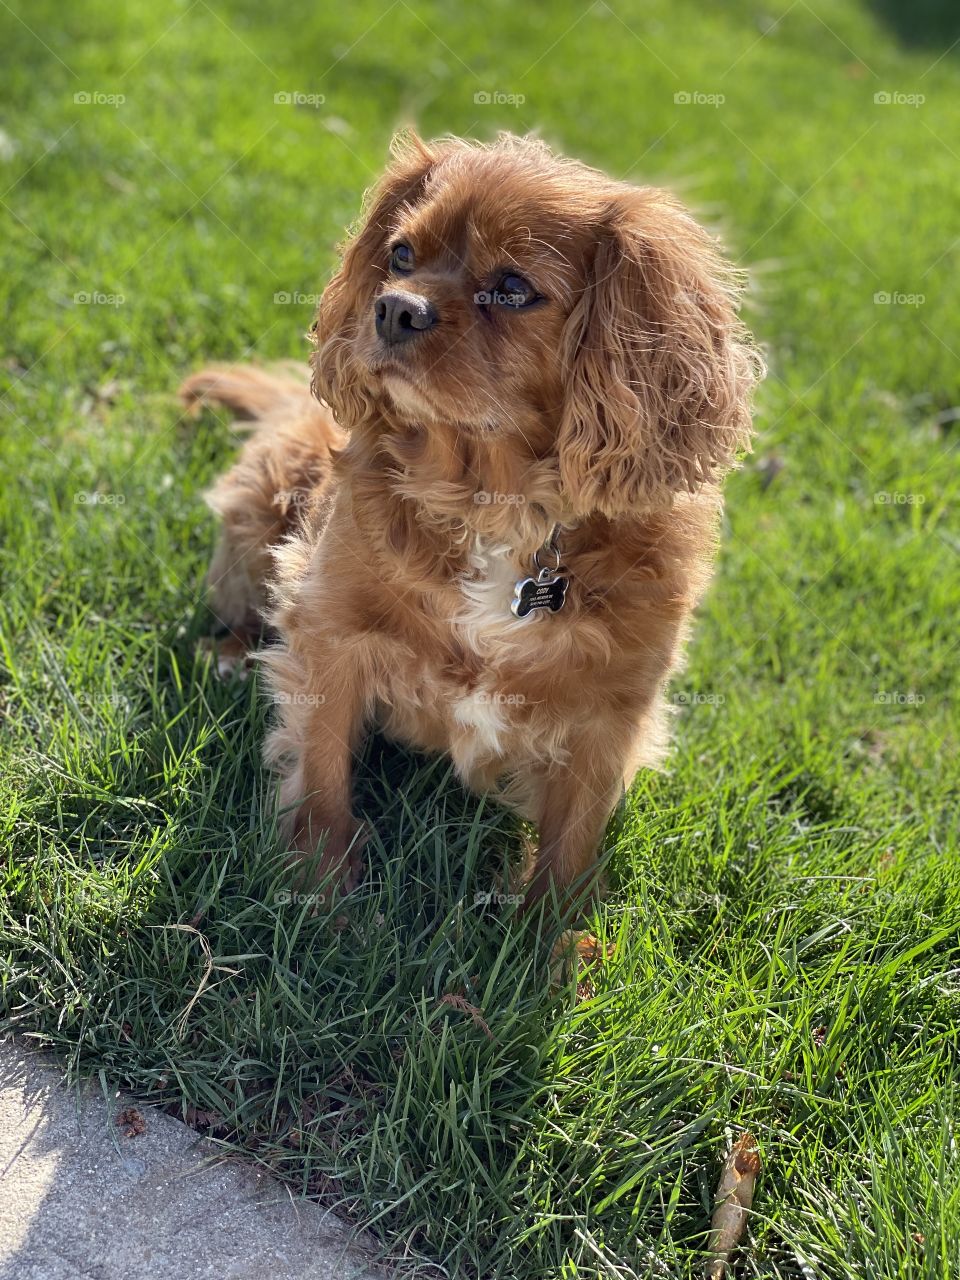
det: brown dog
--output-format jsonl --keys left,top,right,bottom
{"left": 181, "top": 132, "right": 762, "bottom": 910}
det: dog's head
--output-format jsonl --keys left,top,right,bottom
{"left": 313, "top": 132, "right": 761, "bottom": 517}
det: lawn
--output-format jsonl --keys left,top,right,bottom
{"left": 2, "top": 0, "right": 960, "bottom": 1276}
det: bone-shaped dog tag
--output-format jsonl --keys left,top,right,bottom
{"left": 511, "top": 566, "right": 569, "bottom": 618}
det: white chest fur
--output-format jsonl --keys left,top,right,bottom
{"left": 449, "top": 537, "right": 542, "bottom": 773}
{"left": 456, "top": 537, "right": 543, "bottom": 658}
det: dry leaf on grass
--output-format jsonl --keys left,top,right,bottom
{"left": 182, "top": 1103, "right": 226, "bottom": 1133}
{"left": 116, "top": 1107, "right": 146, "bottom": 1138}
{"left": 549, "top": 930, "right": 615, "bottom": 999}
{"left": 704, "top": 1132, "right": 762, "bottom": 1279}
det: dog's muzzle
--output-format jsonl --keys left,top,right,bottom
{"left": 375, "top": 290, "right": 438, "bottom": 346}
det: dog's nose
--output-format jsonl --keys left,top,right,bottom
{"left": 374, "top": 291, "right": 438, "bottom": 345}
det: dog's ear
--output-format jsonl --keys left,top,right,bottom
{"left": 557, "top": 191, "right": 761, "bottom": 518}
{"left": 311, "top": 132, "right": 446, "bottom": 424}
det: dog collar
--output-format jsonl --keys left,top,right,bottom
{"left": 511, "top": 525, "right": 569, "bottom": 618}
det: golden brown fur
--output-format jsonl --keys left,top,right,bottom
{"left": 180, "top": 132, "right": 762, "bottom": 910}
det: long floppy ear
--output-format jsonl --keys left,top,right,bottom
{"left": 557, "top": 191, "right": 762, "bottom": 518}
{"left": 311, "top": 131, "right": 448, "bottom": 426}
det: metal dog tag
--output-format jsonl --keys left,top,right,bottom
{"left": 510, "top": 527, "right": 569, "bottom": 618}
{"left": 511, "top": 566, "right": 568, "bottom": 618}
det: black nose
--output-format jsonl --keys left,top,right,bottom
{"left": 375, "top": 291, "right": 438, "bottom": 345}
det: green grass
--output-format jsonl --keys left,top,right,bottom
{"left": 2, "top": 0, "right": 960, "bottom": 1275}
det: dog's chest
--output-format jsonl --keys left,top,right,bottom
{"left": 456, "top": 538, "right": 543, "bottom": 656}
{"left": 375, "top": 537, "right": 569, "bottom": 781}
{"left": 446, "top": 538, "right": 548, "bottom": 771}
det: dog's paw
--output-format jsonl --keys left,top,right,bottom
{"left": 199, "top": 633, "right": 256, "bottom": 681}
{"left": 287, "top": 817, "right": 368, "bottom": 905}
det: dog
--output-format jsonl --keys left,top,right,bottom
{"left": 180, "top": 131, "right": 762, "bottom": 912}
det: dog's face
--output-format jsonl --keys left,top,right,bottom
{"left": 315, "top": 136, "right": 584, "bottom": 446}
{"left": 356, "top": 171, "right": 579, "bottom": 443}
{"left": 314, "top": 133, "right": 760, "bottom": 517}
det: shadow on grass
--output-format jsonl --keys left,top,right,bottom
{"left": 4, "top": 632, "right": 721, "bottom": 1276}
{"left": 866, "top": 0, "right": 960, "bottom": 49}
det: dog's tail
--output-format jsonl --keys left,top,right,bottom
{"left": 183, "top": 361, "right": 344, "bottom": 638}
{"left": 179, "top": 361, "right": 313, "bottom": 423}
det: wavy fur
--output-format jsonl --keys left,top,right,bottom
{"left": 183, "top": 132, "right": 763, "bottom": 911}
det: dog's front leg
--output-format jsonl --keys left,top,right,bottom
{"left": 522, "top": 739, "right": 629, "bottom": 915}
{"left": 271, "top": 648, "right": 368, "bottom": 898}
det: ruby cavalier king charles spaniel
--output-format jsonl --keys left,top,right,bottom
{"left": 181, "top": 131, "right": 762, "bottom": 913}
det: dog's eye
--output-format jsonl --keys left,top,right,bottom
{"left": 390, "top": 243, "right": 414, "bottom": 273}
{"left": 496, "top": 274, "right": 538, "bottom": 308}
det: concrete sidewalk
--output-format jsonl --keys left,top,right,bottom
{"left": 0, "top": 1040, "right": 387, "bottom": 1280}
